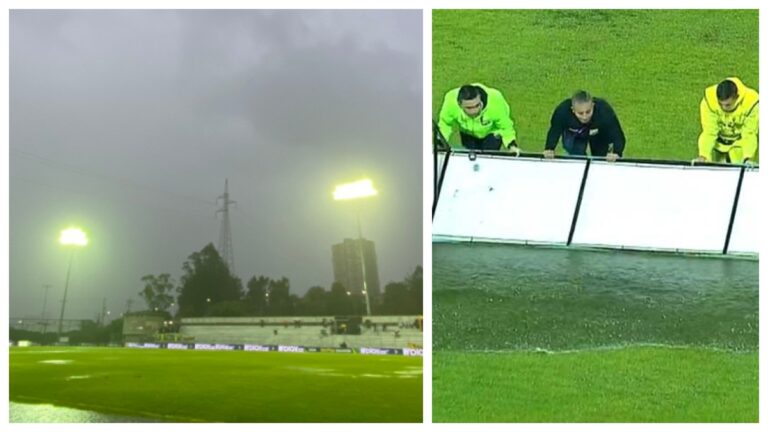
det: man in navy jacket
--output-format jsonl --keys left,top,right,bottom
{"left": 544, "top": 91, "right": 626, "bottom": 162}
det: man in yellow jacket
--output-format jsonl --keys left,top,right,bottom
{"left": 697, "top": 77, "right": 759, "bottom": 164}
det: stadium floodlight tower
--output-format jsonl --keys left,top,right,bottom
{"left": 57, "top": 227, "right": 89, "bottom": 339}
{"left": 333, "top": 178, "right": 378, "bottom": 317}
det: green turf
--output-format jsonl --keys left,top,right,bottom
{"left": 433, "top": 9, "right": 759, "bottom": 161}
{"left": 433, "top": 346, "right": 757, "bottom": 423}
{"left": 9, "top": 347, "right": 422, "bottom": 422}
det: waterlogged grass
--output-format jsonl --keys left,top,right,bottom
{"left": 433, "top": 244, "right": 758, "bottom": 352}
{"left": 10, "top": 347, "right": 422, "bottom": 423}
{"left": 431, "top": 244, "right": 758, "bottom": 422}
{"left": 433, "top": 346, "right": 757, "bottom": 422}
{"left": 433, "top": 9, "right": 759, "bottom": 161}
{"left": 432, "top": 10, "right": 759, "bottom": 422}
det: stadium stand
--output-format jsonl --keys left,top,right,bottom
{"left": 178, "top": 315, "right": 423, "bottom": 349}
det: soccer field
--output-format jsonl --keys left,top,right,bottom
{"left": 432, "top": 10, "right": 759, "bottom": 423}
{"left": 433, "top": 9, "right": 759, "bottom": 161}
{"left": 432, "top": 243, "right": 758, "bottom": 422}
{"left": 433, "top": 346, "right": 757, "bottom": 422}
{"left": 9, "top": 346, "right": 423, "bottom": 422}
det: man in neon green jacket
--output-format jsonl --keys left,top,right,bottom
{"left": 437, "top": 83, "right": 521, "bottom": 154}
{"left": 696, "top": 77, "right": 759, "bottom": 164}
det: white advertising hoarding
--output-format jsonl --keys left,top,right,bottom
{"left": 727, "top": 170, "right": 758, "bottom": 254}
{"left": 571, "top": 163, "right": 739, "bottom": 252}
{"left": 434, "top": 155, "right": 756, "bottom": 257}
{"left": 433, "top": 155, "right": 585, "bottom": 244}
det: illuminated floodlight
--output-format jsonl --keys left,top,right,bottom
{"left": 332, "top": 178, "right": 378, "bottom": 316}
{"left": 57, "top": 226, "right": 88, "bottom": 338}
{"left": 333, "top": 179, "right": 378, "bottom": 201}
{"left": 59, "top": 228, "right": 88, "bottom": 246}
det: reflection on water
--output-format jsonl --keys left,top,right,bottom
{"left": 433, "top": 244, "right": 758, "bottom": 351}
{"left": 9, "top": 402, "right": 166, "bottom": 423}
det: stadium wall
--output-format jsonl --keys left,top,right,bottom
{"left": 179, "top": 316, "right": 422, "bottom": 349}
{"left": 433, "top": 151, "right": 758, "bottom": 256}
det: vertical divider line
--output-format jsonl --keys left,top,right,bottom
{"left": 432, "top": 150, "right": 451, "bottom": 219}
{"left": 567, "top": 159, "right": 592, "bottom": 246}
{"left": 723, "top": 165, "right": 747, "bottom": 254}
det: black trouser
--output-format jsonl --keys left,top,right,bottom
{"left": 460, "top": 132, "right": 503, "bottom": 150}
{"left": 562, "top": 131, "right": 611, "bottom": 156}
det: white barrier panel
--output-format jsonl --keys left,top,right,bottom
{"left": 433, "top": 155, "right": 585, "bottom": 243}
{"left": 433, "top": 154, "right": 757, "bottom": 256}
{"left": 571, "top": 164, "right": 739, "bottom": 252}
{"left": 727, "top": 170, "right": 758, "bottom": 254}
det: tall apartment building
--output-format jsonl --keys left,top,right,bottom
{"left": 331, "top": 238, "right": 381, "bottom": 299}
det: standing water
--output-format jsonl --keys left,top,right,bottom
{"left": 433, "top": 243, "right": 758, "bottom": 352}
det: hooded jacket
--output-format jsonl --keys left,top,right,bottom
{"left": 437, "top": 83, "right": 518, "bottom": 148}
{"left": 698, "top": 77, "right": 759, "bottom": 160}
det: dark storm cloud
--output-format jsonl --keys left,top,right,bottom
{"left": 9, "top": 10, "right": 422, "bottom": 320}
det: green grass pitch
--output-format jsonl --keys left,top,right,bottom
{"left": 433, "top": 9, "right": 759, "bottom": 161}
{"left": 432, "top": 9, "right": 759, "bottom": 423}
{"left": 433, "top": 346, "right": 757, "bottom": 422}
{"left": 10, "top": 346, "right": 422, "bottom": 422}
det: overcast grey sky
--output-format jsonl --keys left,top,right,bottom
{"left": 9, "top": 10, "right": 423, "bottom": 321}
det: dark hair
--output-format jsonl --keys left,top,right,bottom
{"left": 457, "top": 85, "right": 482, "bottom": 102}
{"left": 716, "top": 80, "right": 738, "bottom": 101}
{"left": 571, "top": 90, "right": 593, "bottom": 104}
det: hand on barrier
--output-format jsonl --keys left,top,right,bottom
{"left": 605, "top": 152, "right": 619, "bottom": 163}
{"left": 743, "top": 159, "right": 757, "bottom": 168}
{"left": 507, "top": 145, "right": 521, "bottom": 157}
{"left": 543, "top": 149, "right": 555, "bottom": 159}
{"left": 691, "top": 156, "right": 707, "bottom": 166}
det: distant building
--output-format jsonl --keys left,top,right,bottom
{"left": 122, "top": 313, "right": 165, "bottom": 343}
{"left": 332, "top": 238, "right": 381, "bottom": 299}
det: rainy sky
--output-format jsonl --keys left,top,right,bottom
{"left": 9, "top": 10, "right": 423, "bottom": 321}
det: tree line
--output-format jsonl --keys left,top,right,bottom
{"left": 139, "top": 243, "right": 422, "bottom": 318}
{"left": 10, "top": 243, "right": 421, "bottom": 346}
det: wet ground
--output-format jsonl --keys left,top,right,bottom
{"left": 10, "top": 401, "right": 166, "bottom": 423}
{"left": 433, "top": 243, "right": 758, "bottom": 352}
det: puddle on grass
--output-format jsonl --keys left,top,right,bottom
{"left": 9, "top": 402, "right": 167, "bottom": 423}
{"left": 38, "top": 360, "right": 73, "bottom": 365}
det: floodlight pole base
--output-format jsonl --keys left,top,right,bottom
{"left": 57, "top": 250, "right": 75, "bottom": 339}
{"left": 357, "top": 210, "right": 372, "bottom": 317}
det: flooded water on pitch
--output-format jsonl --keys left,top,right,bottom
{"left": 433, "top": 243, "right": 758, "bottom": 352}
{"left": 9, "top": 401, "right": 167, "bottom": 423}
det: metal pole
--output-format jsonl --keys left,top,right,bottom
{"left": 356, "top": 209, "right": 372, "bottom": 316}
{"left": 57, "top": 250, "right": 75, "bottom": 338}
{"left": 41, "top": 284, "right": 50, "bottom": 335}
